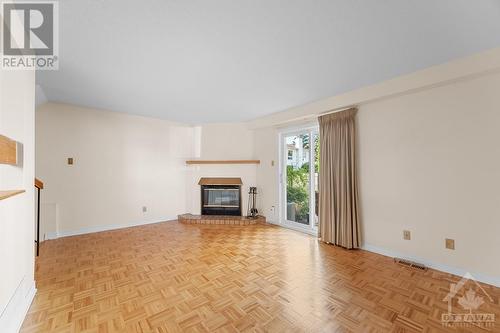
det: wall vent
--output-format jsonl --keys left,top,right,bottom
{"left": 394, "top": 258, "right": 428, "bottom": 271}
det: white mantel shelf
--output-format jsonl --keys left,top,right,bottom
{"left": 186, "top": 160, "right": 260, "bottom": 165}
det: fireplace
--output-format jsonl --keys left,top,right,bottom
{"left": 199, "top": 178, "right": 242, "bottom": 216}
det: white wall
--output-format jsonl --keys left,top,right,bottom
{"left": 199, "top": 123, "right": 255, "bottom": 160}
{"left": 0, "top": 69, "right": 36, "bottom": 332}
{"left": 36, "top": 103, "right": 196, "bottom": 237}
{"left": 358, "top": 71, "right": 500, "bottom": 283}
{"left": 253, "top": 71, "right": 500, "bottom": 285}
{"left": 36, "top": 105, "right": 258, "bottom": 237}
{"left": 185, "top": 123, "right": 258, "bottom": 215}
{"left": 254, "top": 127, "right": 279, "bottom": 222}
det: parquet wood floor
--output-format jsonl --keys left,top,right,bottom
{"left": 21, "top": 221, "right": 500, "bottom": 333}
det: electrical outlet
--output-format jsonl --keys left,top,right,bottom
{"left": 67, "top": 157, "right": 74, "bottom": 165}
{"left": 142, "top": 206, "right": 147, "bottom": 213}
{"left": 445, "top": 238, "right": 455, "bottom": 250}
{"left": 271, "top": 160, "right": 275, "bottom": 166}
{"left": 403, "top": 230, "right": 411, "bottom": 240}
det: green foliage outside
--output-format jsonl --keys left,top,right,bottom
{"left": 287, "top": 164, "right": 309, "bottom": 222}
{"left": 314, "top": 135, "right": 320, "bottom": 173}
{"left": 286, "top": 136, "right": 320, "bottom": 223}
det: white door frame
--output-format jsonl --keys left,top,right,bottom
{"left": 278, "top": 125, "right": 319, "bottom": 236}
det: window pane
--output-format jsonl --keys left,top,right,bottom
{"left": 286, "top": 134, "right": 310, "bottom": 225}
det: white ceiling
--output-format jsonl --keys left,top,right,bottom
{"left": 37, "top": 0, "right": 500, "bottom": 123}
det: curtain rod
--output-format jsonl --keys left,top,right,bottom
{"left": 274, "top": 105, "right": 358, "bottom": 129}
{"left": 318, "top": 105, "right": 357, "bottom": 118}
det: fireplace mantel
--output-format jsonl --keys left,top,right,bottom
{"left": 198, "top": 177, "right": 243, "bottom": 186}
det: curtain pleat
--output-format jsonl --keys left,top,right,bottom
{"left": 318, "top": 108, "right": 361, "bottom": 249}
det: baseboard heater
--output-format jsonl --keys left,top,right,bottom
{"left": 394, "top": 258, "right": 428, "bottom": 271}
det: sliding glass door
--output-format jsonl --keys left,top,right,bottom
{"left": 280, "top": 127, "right": 319, "bottom": 232}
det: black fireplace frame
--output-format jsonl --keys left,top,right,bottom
{"left": 201, "top": 184, "right": 242, "bottom": 216}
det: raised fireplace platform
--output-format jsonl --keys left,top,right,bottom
{"left": 178, "top": 214, "right": 265, "bottom": 225}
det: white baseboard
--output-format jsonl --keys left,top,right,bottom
{"left": 0, "top": 276, "right": 36, "bottom": 333}
{"left": 48, "top": 217, "right": 178, "bottom": 239}
{"left": 362, "top": 243, "right": 500, "bottom": 288}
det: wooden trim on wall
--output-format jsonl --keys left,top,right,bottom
{"left": 186, "top": 160, "right": 260, "bottom": 165}
{"left": 0, "top": 190, "right": 25, "bottom": 201}
{"left": 0, "top": 134, "right": 18, "bottom": 165}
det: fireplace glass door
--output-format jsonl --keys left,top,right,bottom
{"left": 201, "top": 185, "right": 241, "bottom": 216}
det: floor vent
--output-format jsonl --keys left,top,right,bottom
{"left": 394, "top": 258, "right": 428, "bottom": 271}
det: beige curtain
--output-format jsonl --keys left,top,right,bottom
{"left": 318, "top": 108, "right": 361, "bottom": 249}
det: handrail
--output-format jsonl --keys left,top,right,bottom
{"left": 34, "top": 178, "right": 43, "bottom": 256}
{"left": 35, "top": 178, "right": 44, "bottom": 189}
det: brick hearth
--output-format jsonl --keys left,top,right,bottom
{"left": 178, "top": 214, "right": 265, "bottom": 225}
